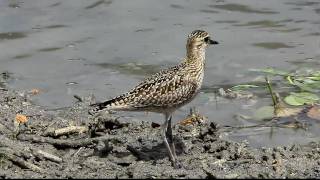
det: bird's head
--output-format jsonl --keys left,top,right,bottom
{"left": 187, "top": 30, "right": 219, "bottom": 50}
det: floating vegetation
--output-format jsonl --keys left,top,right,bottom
{"left": 222, "top": 67, "right": 320, "bottom": 132}
{"left": 251, "top": 67, "right": 320, "bottom": 106}
{"left": 229, "top": 84, "right": 260, "bottom": 91}
{"left": 284, "top": 92, "right": 319, "bottom": 106}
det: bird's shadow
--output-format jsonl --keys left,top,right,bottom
{"left": 126, "top": 137, "right": 186, "bottom": 161}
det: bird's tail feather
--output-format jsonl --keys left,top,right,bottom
{"left": 88, "top": 95, "right": 126, "bottom": 115}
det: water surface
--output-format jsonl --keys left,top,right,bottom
{"left": 0, "top": 0, "right": 320, "bottom": 148}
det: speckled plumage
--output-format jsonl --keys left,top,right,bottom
{"left": 89, "top": 30, "right": 218, "bottom": 167}
{"left": 90, "top": 30, "right": 216, "bottom": 114}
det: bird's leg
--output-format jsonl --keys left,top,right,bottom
{"left": 162, "top": 113, "right": 176, "bottom": 165}
{"left": 163, "top": 113, "right": 181, "bottom": 168}
{"left": 166, "top": 114, "right": 177, "bottom": 160}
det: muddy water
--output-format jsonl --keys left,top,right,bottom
{"left": 0, "top": 0, "right": 320, "bottom": 147}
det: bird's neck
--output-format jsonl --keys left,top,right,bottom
{"left": 185, "top": 47, "right": 206, "bottom": 66}
{"left": 183, "top": 47, "right": 206, "bottom": 85}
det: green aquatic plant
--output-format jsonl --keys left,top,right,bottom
{"left": 284, "top": 92, "right": 319, "bottom": 106}
{"left": 251, "top": 68, "right": 320, "bottom": 106}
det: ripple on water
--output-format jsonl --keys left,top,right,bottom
{"left": 37, "top": 47, "right": 63, "bottom": 52}
{"left": 170, "top": 4, "right": 184, "bottom": 9}
{"left": 88, "top": 62, "right": 167, "bottom": 76}
{"left": 43, "top": 25, "right": 68, "bottom": 29}
{"left": 211, "top": 3, "right": 279, "bottom": 14}
{"left": 48, "top": 2, "right": 61, "bottom": 7}
{"left": 13, "top": 54, "right": 33, "bottom": 59}
{"left": 135, "top": 28, "right": 154, "bottom": 33}
{"left": 0, "top": 32, "right": 27, "bottom": 41}
{"left": 200, "top": 9, "right": 219, "bottom": 14}
{"left": 84, "top": 0, "right": 112, "bottom": 9}
{"left": 285, "top": 1, "right": 320, "bottom": 6}
{"left": 252, "top": 42, "right": 295, "bottom": 49}
{"left": 215, "top": 20, "right": 239, "bottom": 24}
{"left": 234, "top": 20, "right": 286, "bottom": 28}
{"left": 233, "top": 19, "right": 302, "bottom": 33}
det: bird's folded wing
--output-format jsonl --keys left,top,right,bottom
{"left": 126, "top": 73, "right": 198, "bottom": 109}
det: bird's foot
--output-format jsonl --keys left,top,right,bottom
{"left": 172, "top": 160, "right": 182, "bottom": 169}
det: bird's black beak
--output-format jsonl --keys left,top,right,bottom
{"left": 209, "top": 39, "right": 219, "bottom": 45}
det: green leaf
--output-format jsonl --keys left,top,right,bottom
{"left": 292, "top": 80, "right": 320, "bottom": 93}
{"left": 230, "top": 84, "right": 259, "bottom": 91}
{"left": 307, "top": 76, "right": 320, "bottom": 81}
{"left": 250, "top": 68, "right": 290, "bottom": 76}
{"left": 284, "top": 92, "right": 319, "bottom": 106}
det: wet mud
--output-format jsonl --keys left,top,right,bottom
{"left": 1, "top": 87, "right": 320, "bottom": 178}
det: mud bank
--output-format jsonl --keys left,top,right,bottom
{"left": 0, "top": 88, "right": 320, "bottom": 178}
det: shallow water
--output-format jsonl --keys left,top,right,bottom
{"left": 0, "top": 0, "right": 320, "bottom": 148}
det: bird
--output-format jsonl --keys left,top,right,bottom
{"left": 89, "top": 30, "right": 219, "bottom": 168}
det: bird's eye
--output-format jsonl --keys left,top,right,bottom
{"left": 204, "top": 37, "right": 209, "bottom": 42}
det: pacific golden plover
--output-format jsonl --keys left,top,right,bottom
{"left": 89, "top": 30, "right": 218, "bottom": 168}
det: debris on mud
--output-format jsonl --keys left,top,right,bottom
{"left": 1, "top": 87, "right": 320, "bottom": 178}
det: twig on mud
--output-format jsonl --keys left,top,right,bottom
{"left": 73, "top": 147, "right": 84, "bottom": 158}
{"left": 6, "top": 153, "right": 43, "bottom": 172}
{"left": 73, "top": 94, "right": 83, "bottom": 102}
{"left": 17, "top": 134, "right": 112, "bottom": 148}
{"left": 53, "top": 126, "right": 88, "bottom": 137}
{"left": 33, "top": 150, "right": 63, "bottom": 163}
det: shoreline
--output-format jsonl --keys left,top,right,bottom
{"left": 0, "top": 88, "right": 319, "bottom": 178}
